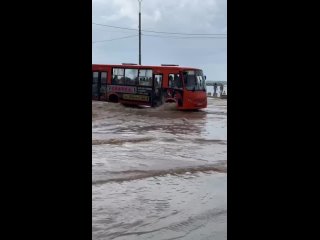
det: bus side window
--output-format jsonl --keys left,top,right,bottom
{"left": 139, "top": 69, "right": 153, "bottom": 86}
{"left": 112, "top": 68, "right": 125, "bottom": 85}
{"left": 175, "top": 74, "right": 181, "bottom": 88}
{"left": 169, "top": 73, "right": 181, "bottom": 88}
{"left": 112, "top": 76, "right": 117, "bottom": 84}
{"left": 169, "top": 74, "right": 174, "bottom": 88}
{"left": 125, "top": 68, "right": 138, "bottom": 86}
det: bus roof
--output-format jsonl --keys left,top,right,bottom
{"left": 92, "top": 64, "right": 201, "bottom": 71}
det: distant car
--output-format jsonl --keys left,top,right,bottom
{"left": 220, "top": 85, "right": 227, "bottom": 99}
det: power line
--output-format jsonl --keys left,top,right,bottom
{"left": 142, "top": 33, "right": 227, "bottom": 39}
{"left": 142, "top": 29, "right": 227, "bottom": 36}
{"left": 92, "top": 22, "right": 227, "bottom": 36}
{"left": 93, "top": 27, "right": 134, "bottom": 34}
{"left": 92, "top": 34, "right": 138, "bottom": 43}
{"left": 93, "top": 23, "right": 137, "bottom": 31}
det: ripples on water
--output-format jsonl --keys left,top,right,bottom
{"left": 92, "top": 98, "right": 227, "bottom": 240}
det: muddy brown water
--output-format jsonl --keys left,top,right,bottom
{"left": 92, "top": 98, "right": 227, "bottom": 240}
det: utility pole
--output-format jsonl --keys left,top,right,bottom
{"left": 138, "top": 0, "right": 142, "bottom": 65}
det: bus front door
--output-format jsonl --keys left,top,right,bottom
{"left": 152, "top": 74, "right": 163, "bottom": 106}
{"left": 92, "top": 71, "right": 107, "bottom": 101}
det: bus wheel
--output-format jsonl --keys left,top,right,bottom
{"left": 108, "top": 94, "right": 118, "bottom": 103}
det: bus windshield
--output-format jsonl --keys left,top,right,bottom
{"left": 183, "top": 70, "right": 206, "bottom": 91}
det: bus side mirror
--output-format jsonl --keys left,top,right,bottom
{"left": 204, "top": 75, "right": 206, "bottom": 80}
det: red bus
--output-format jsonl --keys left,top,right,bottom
{"left": 92, "top": 63, "right": 207, "bottom": 110}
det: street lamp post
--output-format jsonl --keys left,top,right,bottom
{"left": 138, "top": 0, "right": 142, "bottom": 65}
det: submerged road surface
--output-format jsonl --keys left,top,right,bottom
{"left": 92, "top": 98, "right": 227, "bottom": 240}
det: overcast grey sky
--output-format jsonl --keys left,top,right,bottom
{"left": 93, "top": 0, "right": 227, "bottom": 81}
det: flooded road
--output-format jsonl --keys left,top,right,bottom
{"left": 92, "top": 98, "right": 227, "bottom": 240}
